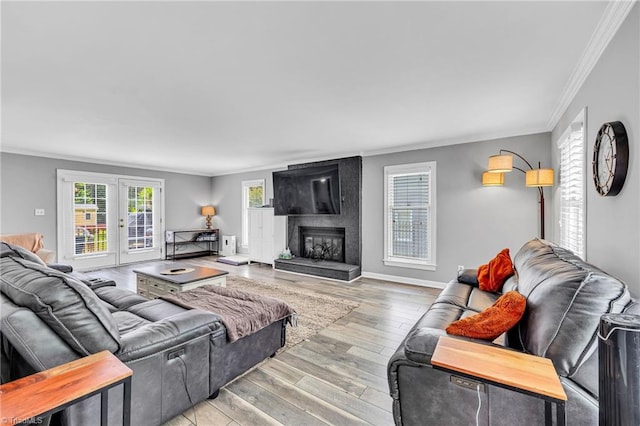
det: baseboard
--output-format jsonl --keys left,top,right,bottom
{"left": 361, "top": 271, "right": 446, "bottom": 289}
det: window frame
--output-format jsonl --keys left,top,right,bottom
{"left": 241, "top": 179, "right": 266, "bottom": 248}
{"left": 556, "top": 109, "right": 586, "bottom": 259}
{"left": 383, "top": 161, "right": 437, "bottom": 271}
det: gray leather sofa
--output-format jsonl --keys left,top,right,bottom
{"left": 0, "top": 243, "right": 287, "bottom": 426}
{"left": 388, "top": 238, "right": 639, "bottom": 425}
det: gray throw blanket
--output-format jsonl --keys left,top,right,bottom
{"left": 161, "top": 285, "right": 296, "bottom": 342}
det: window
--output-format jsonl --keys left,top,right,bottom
{"left": 384, "top": 162, "right": 436, "bottom": 270}
{"left": 557, "top": 110, "right": 585, "bottom": 258}
{"left": 241, "top": 179, "right": 265, "bottom": 247}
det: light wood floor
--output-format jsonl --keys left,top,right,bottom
{"left": 84, "top": 257, "right": 441, "bottom": 426}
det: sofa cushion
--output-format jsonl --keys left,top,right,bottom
{"left": 513, "top": 238, "right": 630, "bottom": 377}
{"left": 93, "top": 286, "right": 148, "bottom": 310}
{"left": 0, "top": 257, "right": 120, "bottom": 355}
{"left": 477, "top": 248, "right": 514, "bottom": 292}
{"left": 112, "top": 311, "right": 151, "bottom": 334}
{"left": 445, "top": 291, "right": 526, "bottom": 340}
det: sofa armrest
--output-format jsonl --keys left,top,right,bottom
{"left": 403, "top": 327, "right": 448, "bottom": 365}
{"left": 2, "top": 308, "right": 81, "bottom": 372}
{"left": 457, "top": 268, "right": 479, "bottom": 286}
{"left": 403, "top": 327, "right": 503, "bottom": 365}
{"left": 117, "top": 310, "right": 224, "bottom": 362}
{"left": 35, "top": 248, "right": 56, "bottom": 264}
{"left": 48, "top": 263, "right": 73, "bottom": 273}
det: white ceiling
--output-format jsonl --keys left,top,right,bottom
{"left": 0, "top": 1, "right": 621, "bottom": 176}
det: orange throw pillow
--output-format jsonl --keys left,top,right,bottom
{"left": 445, "top": 291, "right": 526, "bottom": 341}
{"left": 477, "top": 248, "right": 514, "bottom": 292}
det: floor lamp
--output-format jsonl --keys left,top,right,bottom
{"left": 482, "top": 149, "right": 554, "bottom": 239}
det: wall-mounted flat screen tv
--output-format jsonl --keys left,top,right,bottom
{"left": 273, "top": 164, "right": 341, "bottom": 215}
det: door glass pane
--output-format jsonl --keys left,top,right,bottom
{"left": 74, "top": 182, "right": 108, "bottom": 255}
{"left": 127, "top": 186, "right": 154, "bottom": 250}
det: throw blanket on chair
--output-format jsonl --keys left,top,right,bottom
{"left": 161, "top": 285, "right": 296, "bottom": 342}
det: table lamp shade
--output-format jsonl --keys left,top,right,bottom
{"left": 201, "top": 206, "right": 215, "bottom": 216}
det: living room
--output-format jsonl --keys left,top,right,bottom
{"left": 1, "top": 1, "right": 639, "bottom": 425}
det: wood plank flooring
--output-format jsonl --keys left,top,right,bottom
{"left": 83, "top": 257, "right": 440, "bottom": 426}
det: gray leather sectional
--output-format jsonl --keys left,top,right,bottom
{"left": 388, "top": 238, "right": 639, "bottom": 425}
{"left": 0, "top": 243, "right": 287, "bottom": 426}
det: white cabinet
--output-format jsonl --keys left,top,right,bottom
{"left": 248, "top": 208, "right": 286, "bottom": 265}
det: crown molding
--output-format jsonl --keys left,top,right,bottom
{"left": 546, "top": 0, "right": 636, "bottom": 131}
{"left": 0, "top": 146, "right": 213, "bottom": 177}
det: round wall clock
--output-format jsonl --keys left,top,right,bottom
{"left": 592, "top": 121, "right": 629, "bottom": 196}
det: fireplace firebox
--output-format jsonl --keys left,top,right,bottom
{"left": 299, "top": 226, "right": 346, "bottom": 263}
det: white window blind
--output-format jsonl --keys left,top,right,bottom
{"left": 557, "top": 120, "right": 585, "bottom": 258}
{"left": 384, "top": 162, "right": 436, "bottom": 270}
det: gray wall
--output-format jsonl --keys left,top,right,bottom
{"left": 362, "top": 133, "right": 552, "bottom": 283}
{"left": 551, "top": 4, "right": 639, "bottom": 296}
{"left": 211, "top": 133, "right": 551, "bottom": 283}
{"left": 0, "top": 153, "right": 213, "bottom": 254}
{"left": 211, "top": 168, "right": 278, "bottom": 253}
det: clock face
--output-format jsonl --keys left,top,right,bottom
{"left": 592, "top": 121, "right": 628, "bottom": 196}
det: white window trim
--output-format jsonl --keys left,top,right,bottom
{"left": 241, "top": 179, "right": 266, "bottom": 248}
{"left": 383, "top": 162, "right": 437, "bottom": 271}
{"left": 555, "top": 108, "right": 586, "bottom": 259}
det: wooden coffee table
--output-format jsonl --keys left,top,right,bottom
{"left": 134, "top": 263, "right": 228, "bottom": 299}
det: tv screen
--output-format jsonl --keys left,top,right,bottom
{"left": 273, "top": 165, "right": 341, "bottom": 215}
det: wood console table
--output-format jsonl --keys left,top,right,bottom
{"left": 0, "top": 351, "right": 132, "bottom": 426}
{"left": 431, "top": 336, "right": 567, "bottom": 426}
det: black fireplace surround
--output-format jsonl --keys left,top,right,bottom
{"left": 274, "top": 156, "right": 362, "bottom": 281}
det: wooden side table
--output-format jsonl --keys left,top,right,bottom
{"left": 431, "top": 336, "right": 567, "bottom": 426}
{"left": 0, "top": 351, "right": 132, "bottom": 426}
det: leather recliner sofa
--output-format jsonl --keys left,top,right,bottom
{"left": 0, "top": 243, "right": 287, "bottom": 426}
{"left": 388, "top": 238, "right": 639, "bottom": 425}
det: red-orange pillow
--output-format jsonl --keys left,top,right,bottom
{"left": 477, "top": 248, "right": 514, "bottom": 292}
{"left": 445, "top": 291, "right": 526, "bottom": 341}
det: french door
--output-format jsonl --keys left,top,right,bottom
{"left": 57, "top": 170, "right": 164, "bottom": 271}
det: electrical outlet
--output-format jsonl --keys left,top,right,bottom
{"left": 457, "top": 265, "right": 465, "bottom": 273}
{"left": 34, "top": 209, "right": 45, "bottom": 216}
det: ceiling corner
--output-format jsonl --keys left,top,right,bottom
{"left": 546, "top": 0, "right": 636, "bottom": 131}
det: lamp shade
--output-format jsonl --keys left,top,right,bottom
{"left": 201, "top": 206, "right": 215, "bottom": 216}
{"left": 482, "top": 171, "right": 504, "bottom": 186}
{"left": 525, "top": 169, "right": 554, "bottom": 187}
{"left": 487, "top": 154, "right": 513, "bottom": 173}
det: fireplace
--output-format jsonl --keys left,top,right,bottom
{"left": 299, "top": 226, "right": 346, "bottom": 263}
